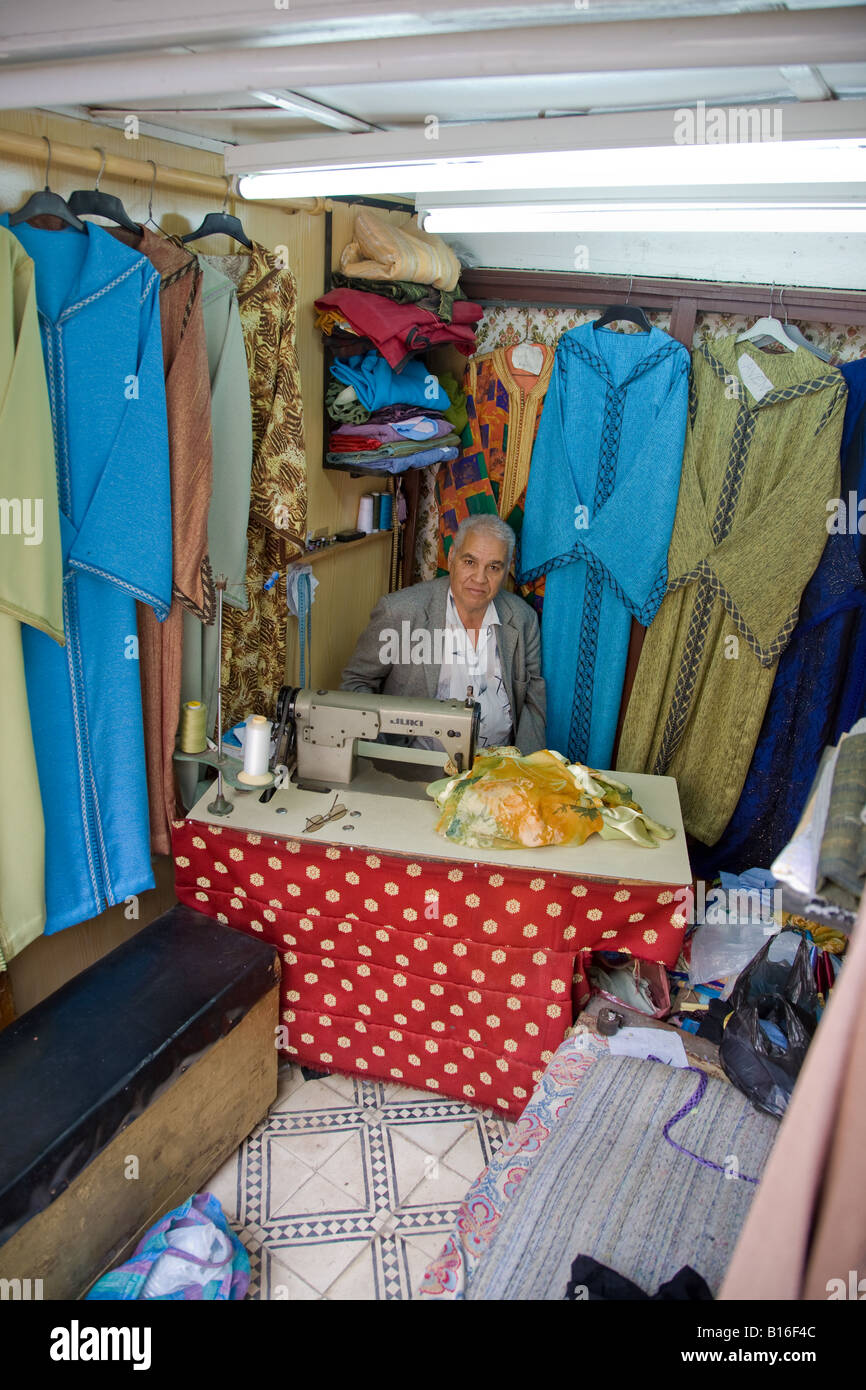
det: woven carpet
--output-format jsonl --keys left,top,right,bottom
{"left": 466, "top": 1054, "right": 779, "bottom": 1299}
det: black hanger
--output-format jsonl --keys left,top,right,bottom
{"left": 593, "top": 277, "right": 651, "bottom": 333}
{"left": 9, "top": 136, "right": 86, "bottom": 232}
{"left": 68, "top": 146, "right": 140, "bottom": 234}
{"left": 182, "top": 177, "right": 252, "bottom": 249}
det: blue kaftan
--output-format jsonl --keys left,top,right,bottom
{"left": 690, "top": 356, "right": 866, "bottom": 878}
{"left": 518, "top": 323, "right": 689, "bottom": 767}
{"left": 1, "top": 217, "right": 172, "bottom": 933}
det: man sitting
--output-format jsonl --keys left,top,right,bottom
{"left": 341, "top": 514, "right": 546, "bottom": 754}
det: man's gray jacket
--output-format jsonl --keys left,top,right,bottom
{"left": 341, "top": 575, "right": 547, "bottom": 754}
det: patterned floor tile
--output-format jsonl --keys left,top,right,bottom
{"left": 401, "top": 1162, "right": 476, "bottom": 1209}
{"left": 316, "top": 1130, "right": 369, "bottom": 1204}
{"left": 389, "top": 1118, "right": 474, "bottom": 1160}
{"left": 277, "top": 1077, "right": 356, "bottom": 1113}
{"left": 208, "top": 1072, "right": 508, "bottom": 1299}
{"left": 275, "top": 1169, "right": 366, "bottom": 1218}
{"left": 262, "top": 1138, "right": 314, "bottom": 1218}
{"left": 442, "top": 1127, "right": 489, "bottom": 1182}
{"left": 323, "top": 1241, "right": 379, "bottom": 1301}
{"left": 271, "top": 1124, "right": 356, "bottom": 1173}
{"left": 258, "top": 1250, "right": 322, "bottom": 1301}
{"left": 272, "top": 1237, "right": 369, "bottom": 1295}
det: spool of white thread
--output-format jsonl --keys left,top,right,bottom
{"left": 357, "top": 494, "right": 374, "bottom": 533}
{"left": 237, "top": 714, "right": 272, "bottom": 786}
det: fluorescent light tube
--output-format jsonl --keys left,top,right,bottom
{"left": 421, "top": 202, "right": 866, "bottom": 236}
{"left": 237, "top": 138, "right": 866, "bottom": 200}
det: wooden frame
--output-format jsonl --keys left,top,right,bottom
{"left": 460, "top": 268, "right": 866, "bottom": 347}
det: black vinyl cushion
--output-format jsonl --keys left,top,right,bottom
{"left": 0, "top": 905, "right": 279, "bottom": 1247}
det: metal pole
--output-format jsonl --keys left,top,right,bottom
{"left": 207, "top": 576, "right": 234, "bottom": 817}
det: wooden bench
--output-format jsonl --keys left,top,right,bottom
{"left": 0, "top": 905, "right": 279, "bottom": 1299}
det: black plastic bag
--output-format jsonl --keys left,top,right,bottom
{"left": 720, "top": 932, "right": 819, "bottom": 1118}
{"left": 728, "top": 932, "right": 819, "bottom": 1032}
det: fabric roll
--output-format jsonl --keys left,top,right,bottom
{"left": 339, "top": 207, "right": 461, "bottom": 291}
{"left": 817, "top": 730, "right": 866, "bottom": 909}
{"left": 329, "top": 268, "right": 467, "bottom": 321}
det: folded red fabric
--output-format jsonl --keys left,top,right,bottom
{"left": 315, "top": 286, "right": 482, "bottom": 369}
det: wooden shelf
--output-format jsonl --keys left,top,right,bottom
{"left": 296, "top": 529, "right": 392, "bottom": 565}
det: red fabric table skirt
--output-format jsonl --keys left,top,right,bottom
{"left": 172, "top": 819, "right": 687, "bottom": 1117}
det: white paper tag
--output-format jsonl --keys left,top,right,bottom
{"left": 511, "top": 343, "right": 544, "bottom": 375}
{"left": 608, "top": 1026, "right": 688, "bottom": 1068}
{"left": 736, "top": 352, "right": 775, "bottom": 402}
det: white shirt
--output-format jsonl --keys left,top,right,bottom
{"left": 432, "top": 588, "right": 513, "bottom": 749}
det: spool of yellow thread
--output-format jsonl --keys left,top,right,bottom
{"left": 179, "top": 700, "right": 208, "bottom": 754}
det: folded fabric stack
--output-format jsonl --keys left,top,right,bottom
{"left": 319, "top": 210, "right": 478, "bottom": 474}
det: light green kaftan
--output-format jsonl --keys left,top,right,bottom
{"left": 617, "top": 335, "right": 847, "bottom": 846}
{"left": 0, "top": 226, "right": 64, "bottom": 966}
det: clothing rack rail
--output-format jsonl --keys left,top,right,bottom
{"left": 0, "top": 128, "right": 325, "bottom": 215}
{"left": 460, "top": 269, "right": 866, "bottom": 347}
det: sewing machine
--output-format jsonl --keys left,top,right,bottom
{"left": 270, "top": 685, "right": 480, "bottom": 793}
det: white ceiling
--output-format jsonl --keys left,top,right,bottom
{"left": 1, "top": 0, "right": 865, "bottom": 152}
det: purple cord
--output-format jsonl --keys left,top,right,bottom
{"left": 648, "top": 1057, "right": 759, "bottom": 1185}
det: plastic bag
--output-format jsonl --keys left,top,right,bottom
{"left": 728, "top": 931, "right": 819, "bottom": 1031}
{"left": 719, "top": 932, "right": 819, "bottom": 1117}
{"left": 427, "top": 748, "right": 674, "bottom": 851}
{"left": 85, "top": 1192, "right": 249, "bottom": 1301}
{"left": 720, "top": 997, "right": 814, "bottom": 1120}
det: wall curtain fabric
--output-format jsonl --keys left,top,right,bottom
{"left": 435, "top": 346, "right": 554, "bottom": 608}
{"left": 691, "top": 357, "right": 866, "bottom": 877}
{"left": 111, "top": 226, "right": 214, "bottom": 855}
{"left": 204, "top": 244, "right": 307, "bottom": 729}
{"left": 519, "top": 324, "right": 690, "bottom": 768}
{"left": 0, "top": 216, "right": 172, "bottom": 934}
{"left": 617, "top": 336, "right": 848, "bottom": 846}
{"left": 0, "top": 227, "right": 64, "bottom": 965}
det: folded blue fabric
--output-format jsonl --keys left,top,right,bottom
{"left": 326, "top": 444, "right": 459, "bottom": 475}
{"left": 331, "top": 352, "right": 451, "bottom": 412}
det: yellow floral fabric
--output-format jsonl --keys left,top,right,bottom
{"left": 428, "top": 748, "right": 673, "bottom": 851}
{"left": 205, "top": 244, "right": 307, "bottom": 728}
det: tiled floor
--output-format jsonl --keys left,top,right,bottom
{"left": 205, "top": 1063, "right": 513, "bottom": 1299}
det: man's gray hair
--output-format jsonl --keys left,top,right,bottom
{"left": 451, "top": 514, "right": 516, "bottom": 568}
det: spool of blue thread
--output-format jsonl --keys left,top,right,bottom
{"left": 379, "top": 492, "right": 393, "bottom": 530}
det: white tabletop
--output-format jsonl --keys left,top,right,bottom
{"left": 187, "top": 755, "right": 691, "bottom": 887}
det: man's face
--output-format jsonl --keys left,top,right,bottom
{"left": 448, "top": 528, "right": 509, "bottom": 613}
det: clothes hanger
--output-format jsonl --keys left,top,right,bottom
{"left": 181, "top": 176, "right": 252, "bottom": 249}
{"left": 774, "top": 288, "right": 832, "bottom": 363}
{"left": 141, "top": 160, "right": 171, "bottom": 237}
{"left": 593, "top": 277, "right": 652, "bottom": 333}
{"left": 736, "top": 284, "right": 799, "bottom": 352}
{"left": 67, "top": 146, "right": 140, "bottom": 233}
{"left": 8, "top": 136, "right": 86, "bottom": 231}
